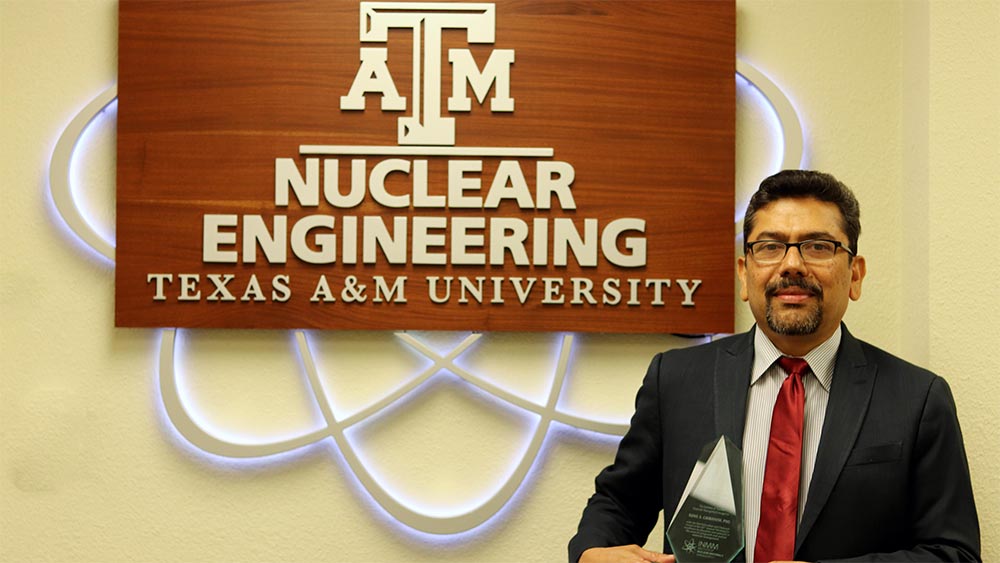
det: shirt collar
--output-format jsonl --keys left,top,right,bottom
{"left": 750, "top": 325, "right": 841, "bottom": 391}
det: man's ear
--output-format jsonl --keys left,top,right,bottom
{"left": 849, "top": 255, "right": 866, "bottom": 301}
{"left": 737, "top": 256, "right": 749, "bottom": 302}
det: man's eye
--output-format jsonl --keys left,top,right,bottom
{"left": 759, "top": 243, "right": 784, "bottom": 252}
{"left": 805, "top": 241, "right": 834, "bottom": 253}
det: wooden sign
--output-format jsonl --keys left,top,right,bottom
{"left": 116, "top": 0, "right": 735, "bottom": 333}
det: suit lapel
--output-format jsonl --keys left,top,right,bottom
{"left": 795, "top": 326, "right": 877, "bottom": 552}
{"left": 713, "top": 329, "right": 754, "bottom": 563}
{"left": 714, "top": 329, "right": 755, "bottom": 446}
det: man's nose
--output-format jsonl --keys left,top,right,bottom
{"left": 780, "top": 244, "right": 809, "bottom": 275}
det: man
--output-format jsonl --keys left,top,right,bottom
{"left": 569, "top": 170, "right": 980, "bottom": 563}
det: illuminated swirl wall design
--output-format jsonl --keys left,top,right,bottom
{"left": 48, "top": 59, "right": 802, "bottom": 536}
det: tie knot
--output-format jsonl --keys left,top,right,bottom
{"left": 778, "top": 356, "right": 810, "bottom": 378}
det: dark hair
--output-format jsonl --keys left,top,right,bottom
{"left": 743, "top": 169, "right": 861, "bottom": 255}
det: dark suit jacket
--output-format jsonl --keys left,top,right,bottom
{"left": 569, "top": 325, "right": 980, "bottom": 562}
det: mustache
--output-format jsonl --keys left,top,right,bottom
{"left": 765, "top": 278, "right": 823, "bottom": 299}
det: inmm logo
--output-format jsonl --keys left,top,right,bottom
{"left": 340, "top": 2, "right": 515, "bottom": 146}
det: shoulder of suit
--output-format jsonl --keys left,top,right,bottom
{"left": 851, "top": 336, "right": 942, "bottom": 383}
{"left": 658, "top": 331, "right": 750, "bottom": 361}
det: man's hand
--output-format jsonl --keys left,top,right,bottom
{"left": 579, "top": 545, "right": 675, "bottom": 563}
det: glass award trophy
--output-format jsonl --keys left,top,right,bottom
{"left": 666, "top": 436, "right": 744, "bottom": 562}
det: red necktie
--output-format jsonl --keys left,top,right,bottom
{"left": 755, "top": 356, "right": 808, "bottom": 563}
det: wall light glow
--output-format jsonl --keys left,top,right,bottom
{"left": 49, "top": 85, "right": 117, "bottom": 263}
{"left": 342, "top": 372, "right": 542, "bottom": 517}
{"left": 735, "top": 60, "right": 806, "bottom": 227}
{"left": 158, "top": 328, "right": 623, "bottom": 534}
{"left": 736, "top": 60, "right": 804, "bottom": 171}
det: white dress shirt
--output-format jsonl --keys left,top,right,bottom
{"left": 742, "top": 326, "right": 840, "bottom": 563}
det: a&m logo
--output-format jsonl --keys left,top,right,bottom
{"left": 340, "top": 2, "right": 515, "bottom": 146}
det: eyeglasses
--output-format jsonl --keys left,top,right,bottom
{"left": 745, "top": 239, "right": 855, "bottom": 264}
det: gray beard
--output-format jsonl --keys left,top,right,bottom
{"left": 765, "top": 300, "right": 823, "bottom": 335}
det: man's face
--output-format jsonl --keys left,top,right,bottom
{"left": 737, "top": 197, "right": 866, "bottom": 354}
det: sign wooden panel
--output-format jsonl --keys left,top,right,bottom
{"left": 116, "top": 0, "right": 735, "bottom": 333}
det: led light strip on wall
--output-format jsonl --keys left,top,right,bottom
{"left": 47, "top": 59, "right": 803, "bottom": 536}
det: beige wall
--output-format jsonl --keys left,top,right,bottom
{"left": 925, "top": 0, "right": 1000, "bottom": 553}
{"left": 1, "top": 1, "right": 996, "bottom": 561}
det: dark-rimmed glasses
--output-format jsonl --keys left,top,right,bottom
{"left": 745, "top": 239, "right": 855, "bottom": 264}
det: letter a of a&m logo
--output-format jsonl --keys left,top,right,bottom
{"left": 340, "top": 2, "right": 515, "bottom": 146}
